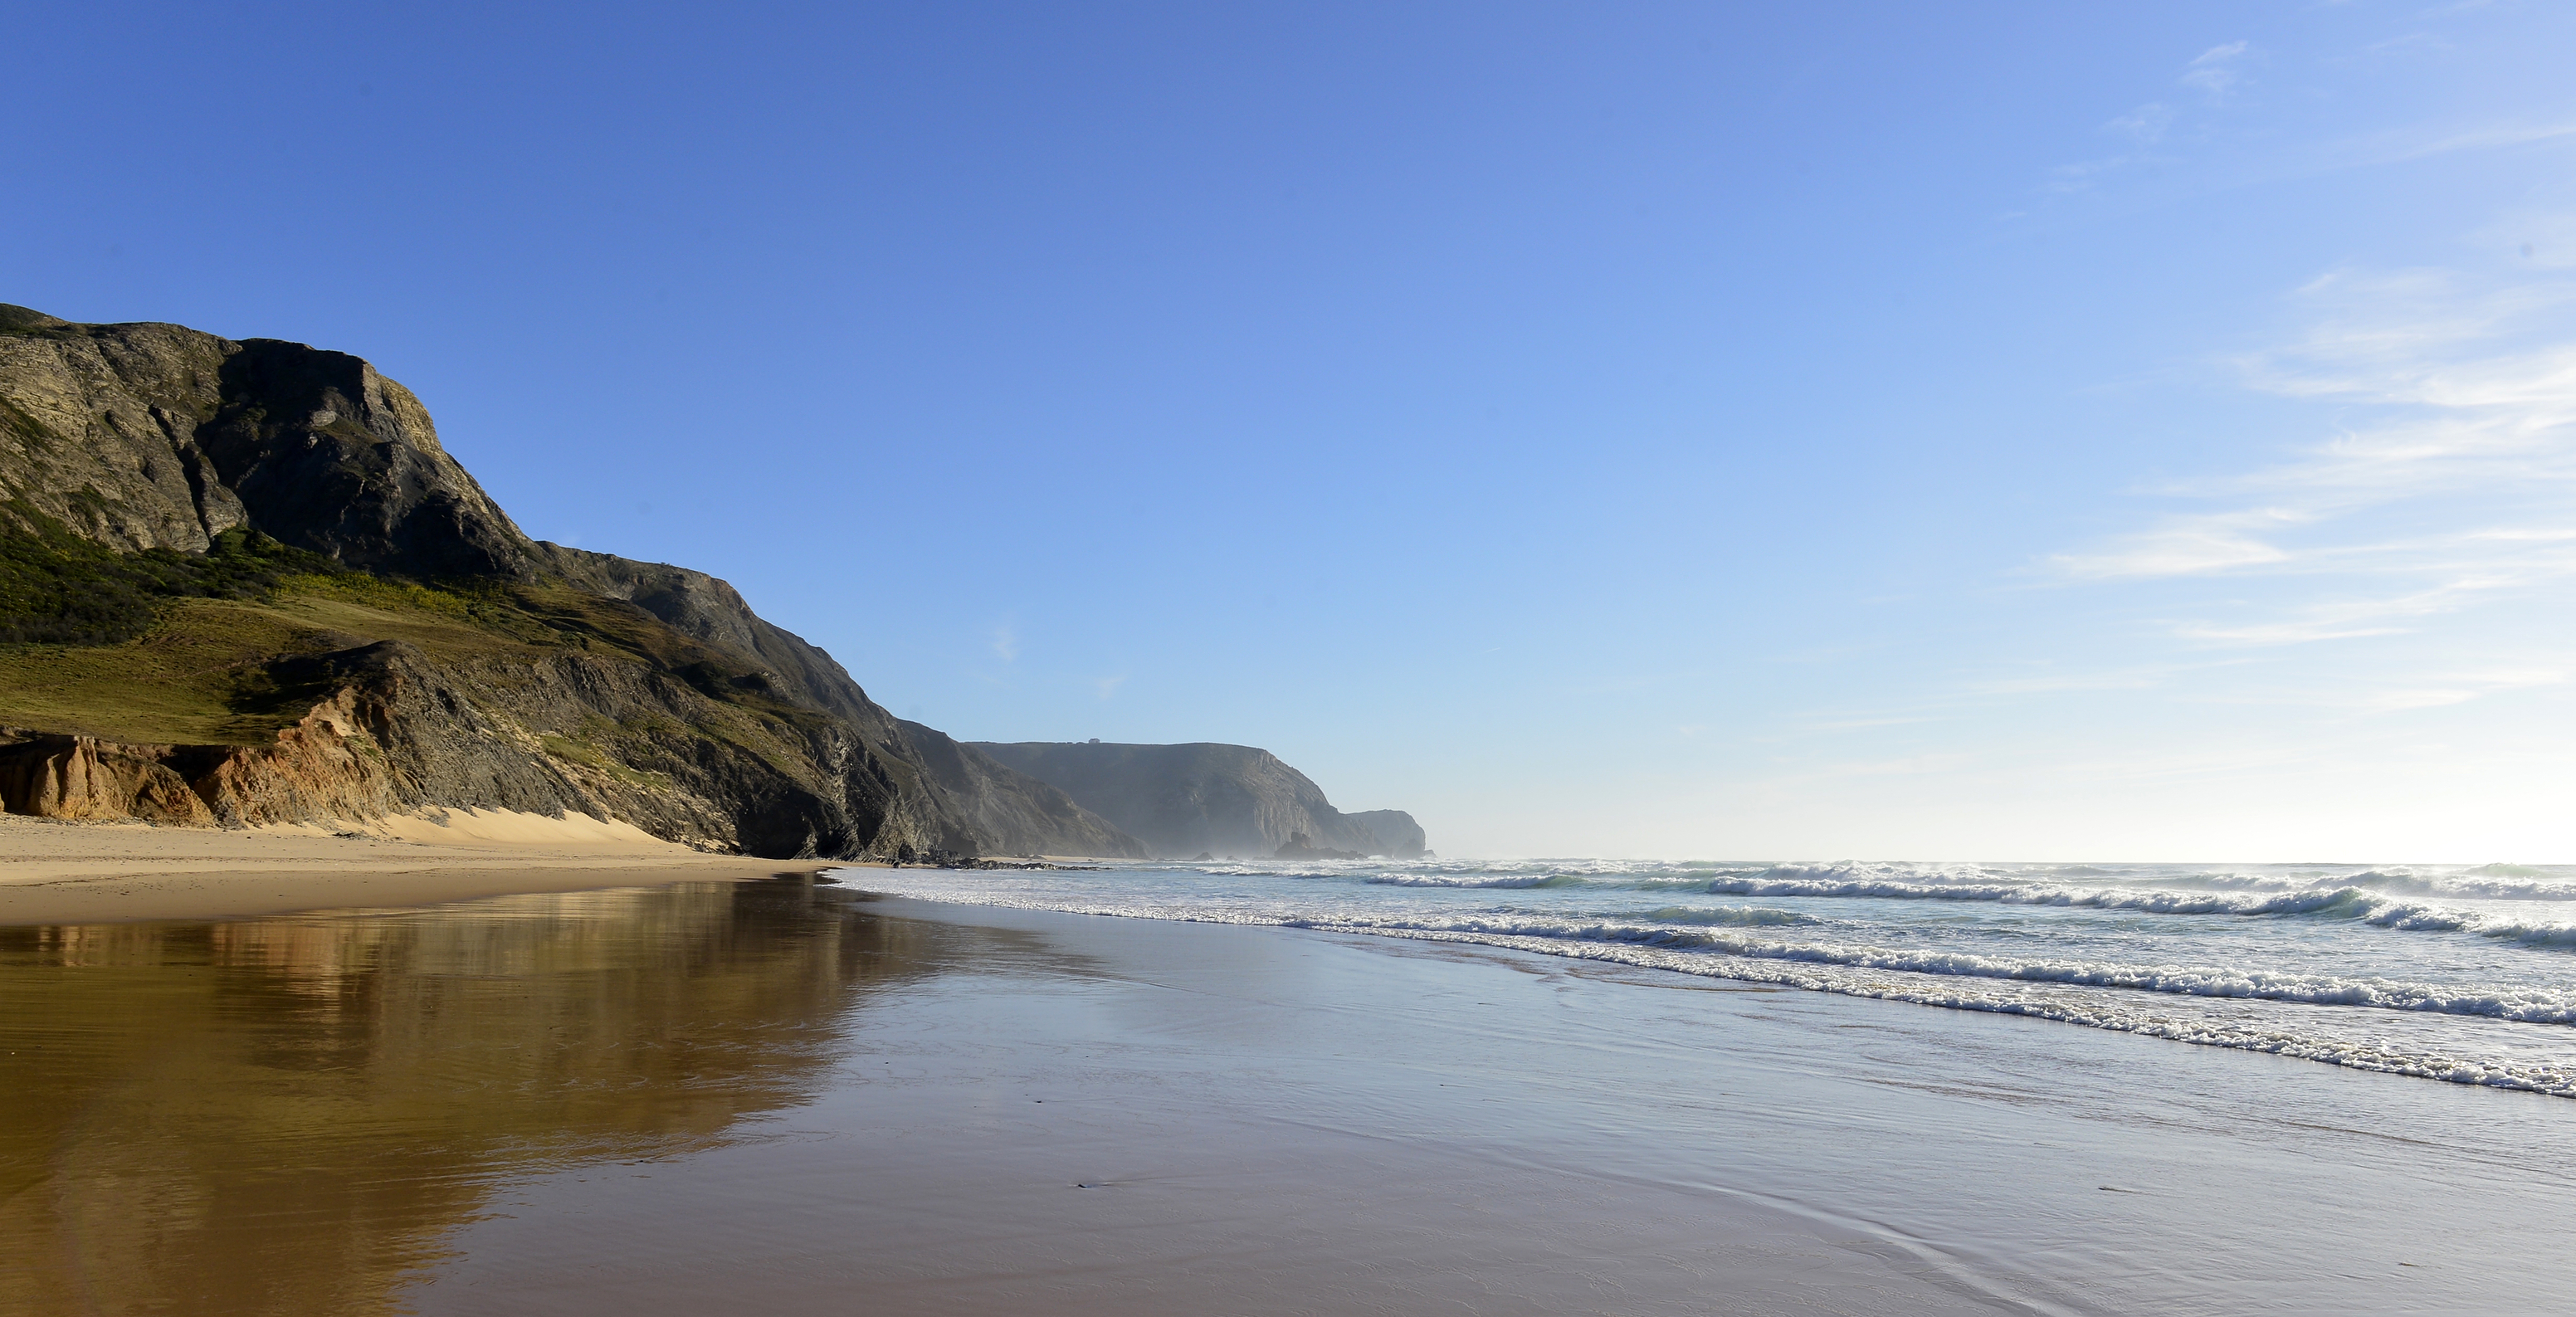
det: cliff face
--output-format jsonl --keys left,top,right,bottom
{"left": 966, "top": 740, "right": 1428, "bottom": 860}
{"left": 896, "top": 721, "right": 1149, "bottom": 858}
{"left": 0, "top": 305, "right": 1132, "bottom": 860}
{"left": 0, "top": 632, "right": 923, "bottom": 856}
{"left": 0, "top": 305, "right": 532, "bottom": 576}
{"left": 1342, "top": 809, "right": 1428, "bottom": 858}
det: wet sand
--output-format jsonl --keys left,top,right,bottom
{"left": 0, "top": 810, "right": 798, "bottom": 923}
{"left": 7, "top": 877, "right": 2573, "bottom": 1315}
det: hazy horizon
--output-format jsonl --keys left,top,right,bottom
{"left": 11, "top": 2, "right": 2574, "bottom": 861}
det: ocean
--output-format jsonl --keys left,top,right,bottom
{"left": 851, "top": 856, "right": 2576, "bottom": 1098}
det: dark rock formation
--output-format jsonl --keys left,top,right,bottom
{"left": 0, "top": 636, "right": 934, "bottom": 856}
{"left": 0, "top": 305, "right": 532, "bottom": 576}
{"left": 1273, "top": 832, "right": 1365, "bottom": 861}
{"left": 1342, "top": 809, "right": 1427, "bottom": 858}
{"left": 967, "top": 739, "right": 1428, "bottom": 860}
{"left": 895, "top": 720, "right": 1149, "bottom": 859}
{"left": 0, "top": 306, "right": 1137, "bottom": 860}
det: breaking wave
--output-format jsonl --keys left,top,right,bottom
{"left": 837, "top": 853, "right": 2576, "bottom": 1100}
{"left": 1291, "top": 912, "right": 2576, "bottom": 1025}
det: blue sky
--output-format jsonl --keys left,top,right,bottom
{"left": 10, "top": 2, "right": 2576, "bottom": 860}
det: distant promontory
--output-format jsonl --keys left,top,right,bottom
{"left": 968, "top": 739, "right": 1428, "bottom": 860}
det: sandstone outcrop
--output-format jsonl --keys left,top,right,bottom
{"left": 0, "top": 731, "right": 217, "bottom": 824}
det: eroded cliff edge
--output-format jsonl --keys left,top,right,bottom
{"left": 0, "top": 305, "right": 1147, "bottom": 860}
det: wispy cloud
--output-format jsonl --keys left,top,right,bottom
{"left": 2105, "top": 102, "right": 2175, "bottom": 146}
{"left": 1094, "top": 674, "right": 1127, "bottom": 700}
{"left": 1969, "top": 666, "right": 2192, "bottom": 695}
{"left": 2053, "top": 509, "right": 2304, "bottom": 579}
{"left": 2048, "top": 222, "right": 2576, "bottom": 648}
{"left": 1801, "top": 715, "right": 1939, "bottom": 733}
{"left": 2343, "top": 666, "right": 2565, "bottom": 713}
{"left": 2350, "top": 119, "right": 2576, "bottom": 166}
{"left": 2051, "top": 40, "right": 2252, "bottom": 195}
{"left": 1813, "top": 752, "right": 1975, "bottom": 780}
{"left": 991, "top": 624, "right": 1019, "bottom": 662}
{"left": 2179, "top": 41, "right": 2254, "bottom": 101}
{"left": 2043, "top": 20, "right": 2576, "bottom": 207}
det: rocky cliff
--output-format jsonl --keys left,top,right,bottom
{"left": 966, "top": 740, "right": 1428, "bottom": 860}
{"left": 896, "top": 721, "right": 1148, "bottom": 858}
{"left": 0, "top": 305, "right": 1145, "bottom": 860}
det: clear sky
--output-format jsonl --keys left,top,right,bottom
{"left": 9, "top": 2, "right": 2574, "bottom": 861}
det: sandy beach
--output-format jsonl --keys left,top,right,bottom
{"left": 7, "top": 876, "right": 2571, "bottom": 1315}
{"left": 0, "top": 810, "right": 807, "bottom": 924}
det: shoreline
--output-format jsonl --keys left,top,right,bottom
{"left": 0, "top": 812, "right": 1149, "bottom": 925}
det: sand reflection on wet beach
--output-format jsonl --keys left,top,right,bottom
{"left": 0, "top": 876, "right": 978, "bottom": 1316}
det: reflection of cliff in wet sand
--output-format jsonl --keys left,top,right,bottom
{"left": 0, "top": 877, "right": 1012, "bottom": 1316}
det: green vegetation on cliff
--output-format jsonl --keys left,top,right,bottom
{"left": 0, "top": 506, "right": 344, "bottom": 645}
{"left": 0, "top": 536, "right": 830, "bottom": 752}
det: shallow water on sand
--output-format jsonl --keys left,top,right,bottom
{"left": 858, "top": 857, "right": 2576, "bottom": 1096}
{"left": 5, "top": 877, "right": 2574, "bottom": 1315}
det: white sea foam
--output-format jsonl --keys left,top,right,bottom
{"left": 838, "top": 855, "right": 2576, "bottom": 1100}
{"left": 1328, "top": 925, "right": 2576, "bottom": 1099}
{"left": 1366, "top": 873, "right": 1593, "bottom": 889}
{"left": 1662, "top": 875, "right": 2576, "bottom": 946}
{"left": 1629, "top": 905, "right": 1816, "bottom": 928}
{"left": 1286, "top": 912, "right": 2576, "bottom": 1023}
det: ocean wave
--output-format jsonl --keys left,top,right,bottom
{"left": 2484, "top": 921, "right": 2576, "bottom": 949}
{"left": 1365, "top": 873, "right": 1593, "bottom": 890}
{"left": 829, "top": 869, "right": 2576, "bottom": 1099}
{"left": 1333, "top": 925, "right": 2576, "bottom": 1099}
{"left": 1693, "top": 875, "right": 2334, "bottom": 912}
{"left": 1633, "top": 905, "right": 1815, "bottom": 928}
{"left": 1294, "top": 912, "right": 2576, "bottom": 1025}
{"left": 2341, "top": 871, "right": 2576, "bottom": 901}
{"left": 1681, "top": 876, "right": 2576, "bottom": 941}
{"left": 1689, "top": 861, "right": 2576, "bottom": 902}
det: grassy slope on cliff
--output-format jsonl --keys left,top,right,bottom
{"left": 0, "top": 520, "right": 836, "bottom": 784}
{"left": 0, "top": 509, "right": 346, "bottom": 646}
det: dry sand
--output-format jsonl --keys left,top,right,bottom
{"left": 0, "top": 808, "right": 807, "bottom": 924}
